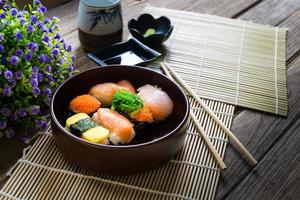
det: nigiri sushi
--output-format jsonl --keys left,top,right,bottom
{"left": 89, "top": 81, "right": 135, "bottom": 106}
{"left": 89, "top": 83, "right": 123, "bottom": 106}
{"left": 92, "top": 108, "right": 135, "bottom": 145}
{"left": 117, "top": 80, "right": 136, "bottom": 93}
{"left": 137, "top": 84, "right": 173, "bottom": 122}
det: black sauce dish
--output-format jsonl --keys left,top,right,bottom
{"left": 128, "top": 13, "right": 173, "bottom": 47}
{"left": 50, "top": 66, "right": 189, "bottom": 175}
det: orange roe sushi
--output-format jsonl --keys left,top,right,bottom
{"left": 70, "top": 94, "right": 101, "bottom": 114}
{"left": 130, "top": 107, "right": 154, "bottom": 123}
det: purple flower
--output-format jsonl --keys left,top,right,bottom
{"left": 21, "top": 134, "right": 30, "bottom": 143}
{"left": 10, "top": 55, "right": 19, "bottom": 65}
{"left": 39, "top": 6, "right": 47, "bottom": 14}
{"left": 5, "top": 128, "right": 15, "bottom": 138}
{"left": 0, "top": 12, "right": 6, "bottom": 19}
{"left": 0, "top": 0, "right": 4, "bottom": 4}
{"left": 47, "top": 74, "right": 53, "bottom": 81}
{"left": 39, "top": 54, "right": 47, "bottom": 63}
{"left": 36, "top": 120, "right": 48, "bottom": 130}
{"left": 0, "top": 121, "right": 6, "bottom": 130}
{"left": 27, "top": 42, "right": 38, "bottom": 51}
{"left": 25, "top": 52, "right": 33, "bottom": 61}
{"left": 66, "top": 45, "right": 72, "bottom": 52}
{"left": 4, "top": 70, "right": 13, "bottom": 80}
{"left": 43, "top": 35, "right": 50, "bottom": 43}
{"left": 10, "top": 8, "right": 18, "bottom": 16}
{"left": 15, "top": 71, "right": 23, "bottom": 80}
{"left": 43, "top": 87, "right": 51, "bottom": 96}
{"left": 72, "top": 55, "right": 76, "bottom": 62}
{"left": 8, "top": 80, "right": 16, "bottom": 87}
{"left": 37, "top": 21, "right": 44, "bottom": 29}
{"left": 0, "top": 44, "right": 4, "bottom": 52}
{"left": 0, "top": 34, "right": 3, "bottom": 42}
{"left": 0, "top": 107, "right": 11, "bottom": 117}
{"left": 35, "top": 0, "right": 42, "bottom": 5}
{"left": 15, "top": 31, "right": 23, "bottom": 40}
{"left": 42, "top": 27, "right": 49, "bottom": 33}
{"left": 3, "top": 86, "right": 12, "bottom": 96}
{"left": 30, "top": 106, "right": 40, "bottom": 115}
{"left": 38, "top": 72, "right": 43, "bottom": 82}
{"left": 32, "top": 66, "right": 38, "bottom": 75}
{"left": 15, "top": 49, "right": 24, "bottom": 57}
{"left": 32, "top": 87, "right": 41, "bottom": 95}
{"left": 30, "top": 15, "right": 37, "bottom": 24}
{"left": 27, "top": 24, "right": 34, "bottom": 33}
{"left": 17, "top": 108, "right": 27, "bottom": 117}
{"left": 68, "top": 64, "right": 74, "bottom": 71}
{"left": 54, "top": 33, "right": 61, "bottom": 40}
{"left": 55, "top": 43, "right": 60, "bottom": 48}
{"left": 19, "top": 17, "right": 26, "bottom": 25}
{"left": 45, "top": 65, "right": 52, "bottom": 72}
{"left": 3, "top": 4, "right": 11, "bottom": 9}
{"left": 52, "top": 48, "right": 59, "bottom": 57}
{"left": 30, "top": 77, "right": 38, "bottom": 88}
{"left": 45, "top": 17, "right": 50, "bottom": 24}
{"left": 1, "top": 57, "right": 8, "bottom": 65}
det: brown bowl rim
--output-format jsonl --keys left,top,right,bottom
{"left": 50, "top": 65, "right": 190, "bottom": 149}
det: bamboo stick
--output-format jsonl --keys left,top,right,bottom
{"left": 161, "top": 62, "right": 258, "bottom": 167}
{"left": 160, "top": 62, "right": 227, "bottom": 170}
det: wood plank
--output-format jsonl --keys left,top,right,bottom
{"left": 223, "top": 59, "right": 300, "bottom": 199}
{"left": 239, "top": 0, "right": 300, "bottom": 60}
{"left": 216, "top": 51, "right": 300, "bottom": 200}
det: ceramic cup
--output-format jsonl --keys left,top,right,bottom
{"left": 78, "top": 0, "right": 123, "bottom": 51}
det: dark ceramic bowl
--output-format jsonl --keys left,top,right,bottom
{"left": 51, "top": 66, "right": 189, "bottom": 175}
{"left": 128, "top": 14, "right": 173, "bottom": 47}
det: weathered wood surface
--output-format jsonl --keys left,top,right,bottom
{"left": 1, "top": 0, "right": 300, "bottom": 199}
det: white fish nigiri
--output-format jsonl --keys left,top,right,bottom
{"left": 137, "top": 84, "right": 173, "bottom": 122}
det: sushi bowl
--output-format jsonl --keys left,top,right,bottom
{"left": 50, "top": 66, "right": 189, "bottom": 175}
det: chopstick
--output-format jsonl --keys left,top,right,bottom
{"left": 160, "top": 62, "right": 257, "bottom": 167}
{"left": 160, "top": 62, "right": 227, "bottom": 170}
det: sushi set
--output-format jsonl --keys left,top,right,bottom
{"left": 66, "top": 80, "right": 174, "bottom": 145}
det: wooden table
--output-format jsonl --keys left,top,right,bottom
{"left": 1, "top": 0, "right": 300, "bottom": 199}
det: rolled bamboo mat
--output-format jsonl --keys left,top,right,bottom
{"left": 145, "top": 6, "right": 288, "bottom": 116}
{"left": 0, "top": 98, "right": 235, "bottom": 200}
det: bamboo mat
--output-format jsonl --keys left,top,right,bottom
{"left": 145, "top": 6, "right": 288, "bottom": 116}
{"left": 0, "top": 98, "right": 235, "bottom": 200}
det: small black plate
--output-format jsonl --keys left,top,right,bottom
{"left": 87, "top": 38, "right": 161, "bottom": 66}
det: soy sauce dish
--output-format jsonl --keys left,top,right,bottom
{"left": 50, "top": 66, "right": 189, "bottom": 175}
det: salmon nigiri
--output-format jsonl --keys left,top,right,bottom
{"left": 137, "top": 84, "right": 173, "bottom": 122}
{"left": 89, "top": 83, "right": 124, "bottom": 106}
{"left": 117, "top": 80, "right": 136, "bottom": 93}
{"left": 92, "top": 108, "right": 135, "bottom": 145}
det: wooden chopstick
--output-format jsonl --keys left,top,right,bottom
{"left": 160, "top": 62, "right": 227, "bottom": 170}
{"left": 161, "top": 62, "right": 257, "bottom": 167}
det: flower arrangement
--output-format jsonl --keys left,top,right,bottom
{"left": 0, "top": 0, "right": 75, "bottom": 141}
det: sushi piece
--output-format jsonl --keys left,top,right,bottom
{"left": 65, "top": 113, "right": 109, "bottom": 144}
{"left": 117, "top": 80, "right": 136, "bottom": 93}
{"left": 130, "top": 107, "right": 154, "bottom": 123}
{"left": 137, "top": 84, "right": 173, "bottom": 122}
{"left": 70, "top": 94, "right": 101, "bottom": 114}
{"left": 65, "top": 113, "right": 89, "bottom": 129}
{"left": 93, "top": 108, "right": 135, "bottom": 145}
{"left": 89, "top": 83, "right": 124, "bottom": 106}
{"left": 81, "top": 126, "right": 109, "bottom": 144}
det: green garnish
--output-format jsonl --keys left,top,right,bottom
{"left": 143, "top": 28, "right": 156, "bottom": 37}
{"left": 111, "top": 89, "right": 144, "bottom": 116}
{"left": 70, "top": 118, "right": 98, "bottom": 136}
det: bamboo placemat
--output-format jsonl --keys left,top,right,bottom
{"left": 0, "top": 98, "right": 234, "bottom": 200}
{"left": 145, "top": 6, "right": 288, "bottom": 116}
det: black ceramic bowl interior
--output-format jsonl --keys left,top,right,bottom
{"left": 128, "top": 14, "right": 173, "bottom": 47}
{"left": 51, "top": 66, "right": 189, "bottom": 175}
